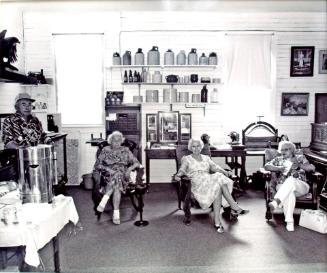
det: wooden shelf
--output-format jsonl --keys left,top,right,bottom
{"left": 107, "top": 65, "right": 219, "bottom": 69}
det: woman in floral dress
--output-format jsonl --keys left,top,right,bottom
{"left": 94, "top": 131, "right": 140, "bottom": 224}
{"left": 174, "top": 139, "right": 249, "bottom": 233}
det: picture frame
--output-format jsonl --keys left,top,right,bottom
{"left": 290, "top": 46, "right": 315, "bottom": 77}
{"left": 179, "top": 113, "right": 192, "bottom": 143}
{"left": 281, "top": 92, "right": 309, "bottom": 116}
{"left": 158, "top": 111, "right": 179, "bottom": 143}
{"left": 146, "top": 114, "right": 158, "bottom": 142}
{"left": 319, "top": 50, "right": 327, "bottom": 74}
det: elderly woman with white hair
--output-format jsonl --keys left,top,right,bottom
{"left": 264, "top": 140, "right": 315, "bottom": 231}
{"left": 94, "top": 130, "right": 140, "bottom": 224}
{"left": 174, "top": 138, "right": 249, "bottom": 233}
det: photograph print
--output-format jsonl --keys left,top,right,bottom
{"left": 290, "top": 46, "right": 315, "bottom": 77}
{"left": 319, "top": 50, "right": 327, "bottom": 74}
{"left": 281, "top": 92, "right": 309, "bottom": 116}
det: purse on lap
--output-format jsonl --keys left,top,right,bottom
{"left": 299, "top": 209, "right": 327, "bottom": 234}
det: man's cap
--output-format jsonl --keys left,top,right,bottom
{"left": 15, "top": 93, "right": 35, "bottom": 103}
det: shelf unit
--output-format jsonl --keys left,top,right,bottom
{"left": 107, "top": 65, "right": 219, "bottom": 69}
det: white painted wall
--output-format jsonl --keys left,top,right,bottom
{"left": 0, "top": 1, "right": 326, "bottom": 184}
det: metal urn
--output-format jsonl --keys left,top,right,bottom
{"left": 18, "top": 144, "right": 58, "bottom": 203}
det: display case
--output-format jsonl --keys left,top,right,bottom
{"left": 146, "top": 114, "right": 158, "bottom": 143}
{"left": 179, "top": 113, "right": 192, "bottom": 143}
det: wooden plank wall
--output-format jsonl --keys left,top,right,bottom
{"left": 0, "top": 7, "right": 326, "bottom": 183}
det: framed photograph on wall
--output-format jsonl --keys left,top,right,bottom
{"left": 179, "top": 113, "right": 192, "bottom": 143}
{"left": 290, "top": 46, "right": 315, "bottom": 77}
{"left": 146, "top": 114, "right": 158, "bottom": 142}
{"left": 158, "top": 111, "right": 179, "bottom": 143}
{"left": 281, "top": 92, "right": 309, "bottom": 116}
{"left": 319, "top": 50, "right": 327, "bottom": 74}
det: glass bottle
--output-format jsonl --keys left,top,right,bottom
{"left": 210, "top": 88, "right": 219, "bottom": 103}
{"left": 123, "top": 70, "right": 128, "bottom": 83}
{"left": 201, "top": 85, "right": 208, "bottom": 103}
{"left": 128, "top": 70, "right": 133, "bottom": 82}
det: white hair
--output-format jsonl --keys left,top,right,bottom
{"left": 107, "top": 131, "right": 124, "bottom": 144}
{"left": 187, "top": 138, "right": 204, "bottom": 151}
{"left": 278, "top": 140, "right": 296, "bottom": 154}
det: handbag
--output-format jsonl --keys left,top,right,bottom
{"left": 299, "top": 209, "right": 327, "bottom": 234}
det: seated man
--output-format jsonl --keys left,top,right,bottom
{"left": 93, "top": 130, "right": 141, "bottom": 224}
{"left": 264, "top": 140, "right": 315, "bottom": 232}
{"left": 2, "top": 93, "right": 51, "bottom": 149}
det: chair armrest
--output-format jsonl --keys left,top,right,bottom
{"left": 258, "top": 168, "right": 272, "bottom": 181}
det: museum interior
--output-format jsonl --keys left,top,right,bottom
{"left": 0, "top": 0, "right": 326, "bottom": 272}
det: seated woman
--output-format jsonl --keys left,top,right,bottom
{"left": 264, "top": 140, "right": 315, "bottom": 232}
{"left": 174, "top": 138, "right": 249, "bottom": 233}
{"left": 93, "top": 131, "right": 140, "bottom": 224}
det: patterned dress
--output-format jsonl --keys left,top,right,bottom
{"left": 265, "top": 154, "right": 310, "bottom": 196}
{"left": 179, "top": 154, "right": 231, "bottom": 209}
{"left": 2, "top": 112, "right": 45, "bottom": 147}
{"left": 94, "top": 146, "right": 140, "bottom": 193}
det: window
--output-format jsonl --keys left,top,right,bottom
{"left": 54, "top": 34, "right": 103, "bottom": 126}
{"left": 223, "top": 34, "right": 274, "bottom": 130}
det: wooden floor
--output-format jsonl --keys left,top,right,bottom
{"left": 4, "top": 184, "right": 327, "bottom": 273}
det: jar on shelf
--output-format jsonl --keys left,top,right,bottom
{"left": 210, "top": 88, "right": 219, "bottom": 103}
{"left": 177, "top": 50, "right": 186, "bottom": 65}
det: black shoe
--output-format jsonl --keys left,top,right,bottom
{"left": 95, "top": 211, "right": 102, "bottom": 221}
{"left": 183, "top": 217, "right": 191, "bottom": 226}
{"left": 231, "top": 209, "right": 249, "bottom": 217}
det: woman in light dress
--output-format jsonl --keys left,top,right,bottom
{"left": 174, "top": 139, "right": 249, "bottom": 233}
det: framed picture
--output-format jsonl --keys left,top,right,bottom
{"left": 281, "top": 93, "right": 309, "bottom": 116}
{"left": 146, "top": 114, "right": 158, "bottom": 142}
{"left": 179, "top": 113, "right": 192, "bottom": 143}
{"left": 319, "top": 50, "right": 327, "bottom": 74}
{"left": 290, "top": 46, "right": 315, "bottom": 77}
{"left": 158, "top": 111, "right": 179, "bottom": 143}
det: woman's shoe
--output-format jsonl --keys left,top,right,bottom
{"left": 215, "top": 224, "right": 224, "bottom": 233}
{"left": 183, "top": 217, "right": 191, "bottom": 226}
{"left": 95, "top": 211, "right": 102, "bottom": 221}
{"left": 231, "top": 208, "right": 250, "bottom": 217}
{"left": 113, "top": 217, "right": 120, "bottom": 225}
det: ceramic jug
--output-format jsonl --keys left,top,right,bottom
{"left": 134, "top": 48, "right": 144, "bottom": 65}
{"left": 209, "top": 52, "right": 218, "bottom": 65}
{"left": 147, "top": 46, "right": 160, "bottom": 65}
{"left": 112, "top": 52, "right": 121, "bottom": 65}
{"left": 123, "top": 51, "right": 131, "bottom": 65}
{"left": 152, "top": 71, "right": 162, "bottom": 83}
{"left": 199, "top": 53, "right": 209, "bottom": 65}
{"left": 188, "top": 48, "right": 198, "bottom": 65}
{"left": 164, "top": 49, "right": 175, "bottom": 65}
{"left": 177, "top": 50, "right": 186, "bottom": 65}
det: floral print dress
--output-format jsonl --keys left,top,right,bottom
{"left": 94, "top": 146, "right": 140, "bottom": 193}
{"left": 179, "top": 154, "right": 231, "bottom": 209}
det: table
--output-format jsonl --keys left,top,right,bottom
{"left": 145, "top": 147, "right": 247, "bottom": 188}
{"left": 0, "top": 195, "right": 79, "bottom": 272}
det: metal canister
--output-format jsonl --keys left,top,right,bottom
{"left": 18, "top": 144, "right": 57, "bottom": 203}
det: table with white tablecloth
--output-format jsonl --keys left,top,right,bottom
{"left": 0, "top": 195, "right": 79, "bottom": 271}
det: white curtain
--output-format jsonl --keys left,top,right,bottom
{"left": 222, "top": 34, "right": 273, "bottom": 132}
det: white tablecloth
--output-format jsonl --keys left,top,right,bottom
{"left": 0, "top": 195, "right": 79, "bottom": 267}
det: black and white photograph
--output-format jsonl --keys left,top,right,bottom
{"left": 290, "top": 46, "right": 315, "bottom": 77}
{"left": 319, "top": 49, "right": 327, "bottom": 74}
{"left": 281, "top": 92, "right": 309, "bottom": 116}
{"left": 0, "top": 1, "right": 327, "bottom": 273}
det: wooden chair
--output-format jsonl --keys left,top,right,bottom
{"left": 259, "top": 148, "right": 324, "bottom": 221}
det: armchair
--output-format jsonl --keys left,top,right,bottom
{"left": 260, "top": 148, "right": 324, "bottom": 221}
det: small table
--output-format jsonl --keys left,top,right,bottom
{"left": 145, "top": 147, "right": 248, "bottom": 188}
{"left": 0, "top": 195, "right": 79, "bottom": 272}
